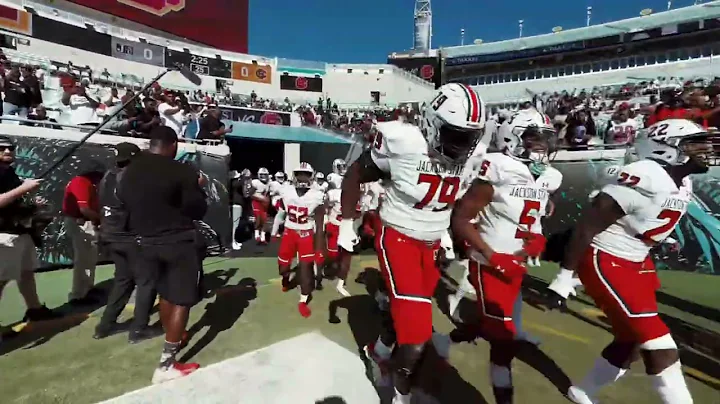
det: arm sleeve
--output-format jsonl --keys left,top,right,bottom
{"left": 179, "top": 168, "right": 208, "bottom": 220}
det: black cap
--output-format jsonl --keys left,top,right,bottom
{"left": 149, "top": 126, "right": 179, "bottom": 144}
{"left": 114, "top": 142, "right": 140, "bottom": 163}
{"left": 0, "top": 135, "right": 14, "bottom": 147}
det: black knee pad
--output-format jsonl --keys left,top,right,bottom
{"left": 393, "top": 343, "right": 426, "bottom": 376}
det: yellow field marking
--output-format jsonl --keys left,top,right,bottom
{"left": 683, "top": 367, "right": 720, "bottom": 387}
{"left": 578, "top": 307, "right": 606, "bottom": 319}
{"left": 524, "top": 321, "right": 591, "bottom": 344}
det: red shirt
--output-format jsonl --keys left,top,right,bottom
{"left": 647, "top": 107, "right": 707, "bottom": 128}
{"left": 62, "top": 175, "right": 98, "bottom": 218}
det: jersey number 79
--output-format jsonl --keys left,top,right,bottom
{"left": 413, "top": 174, "right": 461, "bottom": 212}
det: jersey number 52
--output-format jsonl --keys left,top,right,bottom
{"left": 287, "top": 205, "right": 309, "bottom": 224}
{"left": 413, "top": 174, "right": 460, "bottom": 211}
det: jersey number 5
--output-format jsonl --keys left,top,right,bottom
{"left": 516, "top": 200, "right": 541, "bottom": 239}
{"left": 414, "top": 174, "right": 460, "bottom": 211}
{"left": 287, "top": 205, "right": 309, "bottom": 224}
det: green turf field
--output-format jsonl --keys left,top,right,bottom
{"left": 0, "top": 257, "right": 718, "bottom": 403}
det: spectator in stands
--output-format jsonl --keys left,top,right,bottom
{"left": 603, "top": 103, "right": 639, "bottom": 145}
{"left": 104, "top": 87, "right": 121, "bottom": 108}
{"left": 2, "top": 67, "right": 31, "bottom": 119}
{"left": 132, "top": 98, "right": 162, "bottom": 137}
{"left": 158, "top": 93, "right": 186, "bottom": 138}
{"left": 24, "top": 105, "right": 61, "bottom": 130}
{"left": 197, "top": 106, "right": 232, "bottom": 141}
{"left": 250, "top": 90, "right": 257, "bottom": 103}
{"left": 21, "top": 66, "right": 42, "bottom": 109}
{"left": 62, "top": 77, "right": 101, "bottom": 126}
{"left": 62, "top": 167, "right": 104, "bottom": 306}
{"left": 564, "top": 108, "right": 595, "bottom": 150}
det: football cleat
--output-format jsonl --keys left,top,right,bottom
{"left": 151, "top": 362, "right": 200, "bottom": 384}
{"left": 298, "top": 302, "right": 311, "bottom": 318}
{"left": 544, "top": 289, "right": 569, "bottom": 311}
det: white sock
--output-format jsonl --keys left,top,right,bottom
{"left": 260, "top": 231, "right": 266, "bottom": 242}
{"left": 651, "top": 360, "right": 693, "bottom": 404}
{"left": 337, "top": 279, "right": 345, "bottom": 288}
{"left": 373, "top": 336, "right": 393, "bottom": 360}
{"left": 576, "top": 357, "right": 627, "bottom": 398}
{"left": 490, "top": 364, "right": 513, "bottom": 388}
{"left": 393, "top": 388, "right": 412, "bottom": 404}
{"left": 254, "top": 229, "right": 260, "bottom": 239}
{"left": 299, "top": 294, "right": 309, "bottom": 303}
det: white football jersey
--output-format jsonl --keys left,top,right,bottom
{"left": 278, "top": 183, "right": 326, "bottom": 231}
{"left": 313, "top": 181, "right": 329, "bottom": 194}
{"left": 605, "top": 119, "right": 640, "bottom": 144}
{"left": 251, "top": 179, "right": 269, "bottom": 198}
{"left": 326, "top": 188, "right": 342, "bottom": 225}
{"left": 471, "top": 153, "right": 562, "bottom": 262}
{"left": 371, "top": 120, "right": 487, "bottom": 241}
{"left": 327, "top": 173, "right": 343, "bottom": 190}
{"left": 592, "top": 159, "right": 692, "bottom": 262}
{"left": 268, "top": 180, "right": 284, "bottom": 205}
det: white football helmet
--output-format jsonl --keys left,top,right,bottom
{"left": 293, "top": 162, "right": 315, "bottom": 189}
{"left": 241, "top": 168, "right": 251, "bottom": 178}
{"left": 497, "top": 108, "right": 556, "bottom": 164}
{"left": 421, "top": 83, "right": 486, "bottom": 164}
{"left": 274, "top": 171, "right": 286, "bottom": 183}
{"left": 315, "top": 172, "right": 326, "bottom": 182}
{"left": 332, "top": 159, "right": 346, "bottom": 175}
{"left": 635, "top": 119, "right": 718, "bottom": 167}
{"left": 257, "top": 167, "right": 270, "bottom": 182}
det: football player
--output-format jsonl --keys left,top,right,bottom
{"left": 327, "top": 158, "right": 346, "bottom": 190}
{"left": 325, "top": 186, "right": 352, "bottom": 297}
{"left": 339, "top": 83, "right": 488, "bottom": 404}
{"left": 547, "top": 119, "right": 717, "bottom": 404}
{"left": 452, "top": 108, "right": 561, "bottom": 403}
{"left": 251, "top": 167, "right": 271, "bottom": 244}
{"left": 314, "top": 172, "right": 329, "bottom": 193}
{"left": 273, "top": 163, "right": 326, "bottom": 318}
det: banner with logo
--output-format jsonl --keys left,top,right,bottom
{"left": 280, "top": 74, "right": 323, "bottom": 93}
{"left": 217, "top": 106, "right": 291, "bottom": 126}
{"left": 231, "top": 61, "right": 272, "bottom": 84}
{"left": 111, "top": 37, "right": 165, "bottom": 67}
{"left": 387, "top": 56, "right": 441, "bottom": 88}
{"left": 0, "top": 5, "right": 32, "bottom": 35}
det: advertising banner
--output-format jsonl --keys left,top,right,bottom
{"left": 231, "top": 61, "right": 272, "bottom": 84}
{"left": 0, "top": 5, "right": 31, "bottom": 35}
{"left": 280, "top": 74, "right": 323, "bottom": 93}
{"left": 111, "top": 37, "right": 165, "bottom": 67}
{"left": 6, "top": 134, "right": 230, "bottom": 269}
{"left": 387, "top": 56, "right": 440, "bottom": 88}
{"left": 65, "top": 0, "right": 249, "bottom": 53}
{"left": 218, "top": 106, "right": 291, "bottom": 126}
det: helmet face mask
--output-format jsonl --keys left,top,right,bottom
{"left": 636, "top": 120, "right": 718, "bottom": 170}
{"left": 500, "top": 110, "right": 556, "bottom": 165}
{"left": 332, "top": 159, "right": 346, "bottom": 176}
{"left": 294, "top": 171, "right": 313, "bottom": 189}
{"left": 679, "top": 135, "right": 718, "bottom": 170}
{"left": 274, "top": 172, "right": 286, "bottom": 183}
{"left": 258, "top": 167, "right": 270, "bottom": 183}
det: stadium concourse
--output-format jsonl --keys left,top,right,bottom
{"left": 1, "top": 2, "right": 720, "bottom": 404}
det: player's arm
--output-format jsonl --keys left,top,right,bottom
{"left": 313, "top": 204, "right": 326, "bottom": 254}
{"left": 340, "top": 149, "right": 384, "bottom": 219}
{"left": 451, "top": 179, "right": 495, "bottom": 260}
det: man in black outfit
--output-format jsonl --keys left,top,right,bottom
{"left": 94, "top": 142, "right": 163, "bottom": 343}
{"left": 118, "top": 127, "right": 207, "bottom": 384}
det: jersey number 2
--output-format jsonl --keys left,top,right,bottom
{"left": 516, "top": 200, "right": 541, "bottom": 239}
{"left": 641, "top": 209, "right": 682, "bottom": 242}
{"left": 414, "top": 174, "right": 460, "bottom": 211}
{"left": 287, "top": 205, "right": 309, "bottom": 224}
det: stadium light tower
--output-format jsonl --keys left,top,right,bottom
{"left": 587, "top": 6, "right": 592, "bottom": 26}
{"left": 413, "top": 0, "right": 432, "bottom": 53}
{"left": 519, "top": 20, "right": 524, "bottom": 38}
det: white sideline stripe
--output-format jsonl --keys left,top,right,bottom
{"left": 98, "top": 332, "right": 379, "bottom": 404}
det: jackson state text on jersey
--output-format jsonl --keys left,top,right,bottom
{"left": 592, "top": 159, "right": 692, "bottom": 262}
{"left": 472, "top": 153, "right": 562, "bottom": 262}
{"left": 370, "top": 121, "right": 487, "bottom": 241}
{"left": 278, "top": 183, "right": 325, "bottom": 231}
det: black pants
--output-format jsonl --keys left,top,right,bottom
{"left": 98, "top": 242, "right": 157, "bottom": 332}
{"left": 136, "top": 239, "right": 203, "bottom": 307}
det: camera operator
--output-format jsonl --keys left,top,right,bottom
{"left": 118, "top": 126, "right": 207, "bottom": 383}
{"left": 0, "top": 136, "right": 59, "bottom": 331}
{"left": 158, "top": 91, "right": 186, "bottom": 139}
{"left": 94, "top": 142, "right": 163, "bottom": 343}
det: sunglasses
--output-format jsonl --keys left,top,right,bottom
{"left": 0, "top": 145, "right": 15, "bottom": 152}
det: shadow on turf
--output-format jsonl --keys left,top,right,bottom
{"left": 0, "top": 278, "right": 115, "bottom": 356}
{"left": 522, "top": 275, "right": 720, "bottom": 391}
{"left": 180, "top": 271, "right": 258, "bottom": 363}
{"left": 327, "top": 267, "right": 488, "bottom": 404}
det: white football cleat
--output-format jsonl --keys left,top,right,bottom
{"left": 232, "top": 241, "right": 242, "bottom": 250}
{"left": 151, "top": 362, "right": 200, "bottom": 384}
{"left": 567, "top": 386, "right": 598, "bottom": 404}
{"left": 336, "top": 281, "right": 351, "bottom": 297}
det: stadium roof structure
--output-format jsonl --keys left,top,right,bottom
{"left": 442, "top": 1, "right": 720, "bottom": 58}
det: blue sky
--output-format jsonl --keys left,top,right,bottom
{"left": 249, "top": 0, "right": 703, "bottom": 63}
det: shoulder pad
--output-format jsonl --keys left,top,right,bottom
{"left": 542, "top": 167, "right": 563, "bottom": 193}
{"left": 609, "top": 160, "right": 670, "bottom": 197}
{"left": 476, "top": 152, "right": 509, "bottom": 186}
{"left": 373, "top": 121, "right": 426, "bottom": 156}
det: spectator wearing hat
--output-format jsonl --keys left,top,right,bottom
{"left": 0, "top": 135, "right": 60, "bottom": 338}
{"left": 62, "top": 164, "right": 105, "bottom": 305}
{"left": 95, "top": 142, "right": 163, "bottom": 343}
{"left": 62, "top": 77, "right": 101, "bottom": 126}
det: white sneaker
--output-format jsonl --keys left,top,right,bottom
{"left": 567, "top": 386, "right": 597, "bottom": 404}
{"left": 336, "top": 281, "right": 351, "bottom": 297}
{"left": 232, "top": 241, "right": 242, "bottom": 250}
{"left": 151, "top": 362, "right": 200, "bottom": 384}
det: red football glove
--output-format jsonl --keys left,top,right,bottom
{"left": 523, "top": 233, "right": 547, "bottom": 258}
{"left": 488, "top": 253, "right": 527, "bottom": 280}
